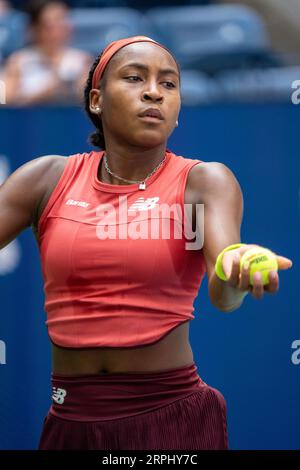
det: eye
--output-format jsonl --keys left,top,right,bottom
{"left": 163, "top": 82, "right": 176, "bottom": 89}
{"left": 124, "top": 76, "right": 142, "bottom": 82}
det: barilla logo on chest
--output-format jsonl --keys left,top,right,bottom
{"left": 65, "top": 199, "right": 90, "bottom": 208}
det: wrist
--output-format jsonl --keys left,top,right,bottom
{"left": 209, "top": 271, "right": 248, "bottom": 312}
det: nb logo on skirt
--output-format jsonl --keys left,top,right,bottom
{"left": 52, "top": 387, "right": 67, "bottom": 404}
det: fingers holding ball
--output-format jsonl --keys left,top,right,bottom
{"left": 239, "top": 247, "right": 278, "bottom": 287}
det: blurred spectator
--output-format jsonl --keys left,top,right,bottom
{"left": 3, "top": 0, "right": 92, "bottom": 105}
{"left": 0, "top": 0, "right": 11, "bottom": 15}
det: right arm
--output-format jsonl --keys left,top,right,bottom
{"left": 0, "top": 155, "right": 63, "bottom": 249}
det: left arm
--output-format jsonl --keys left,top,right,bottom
{"left": 193, "top": 161, "right": 246, "bottom": 312}
{"left": 188, "top": 162, "right": 292, "bottom": 312}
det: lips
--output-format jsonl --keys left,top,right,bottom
{"left": 139, "top": 108, "right": 163, "bottom": 120}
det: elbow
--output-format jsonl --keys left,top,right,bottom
{"left": 216, "top": 303, "right": 239, "bottom": 313}
{"left": 210, "top": 299, "right": 243, "bottom": 313}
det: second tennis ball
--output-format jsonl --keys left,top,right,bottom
{"left": 240, "top": 247, "right": 278, "bottom": 286}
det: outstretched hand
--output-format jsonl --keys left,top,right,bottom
{"left": 221, "top": 244, "right": 293, "bottom": 299}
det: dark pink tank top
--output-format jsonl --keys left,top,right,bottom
{"left": 38, "top": 149, "right": 206, "bottom": 348}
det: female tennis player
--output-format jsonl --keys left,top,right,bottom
{"left": 0, "top": 36, "right": 292, "bottom": 450}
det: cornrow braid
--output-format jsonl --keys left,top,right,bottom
{"left": 84, "top": 52, "right": 106, "bottom": 150}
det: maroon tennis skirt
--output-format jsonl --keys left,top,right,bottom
{"left": 38, "top": 362, "right": 228, "bottom": 450}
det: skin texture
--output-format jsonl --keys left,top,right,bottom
{"left": 0, "top": 42, "right": 293, "bottom": 374}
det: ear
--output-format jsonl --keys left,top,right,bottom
{"left": 89, "top": 88, "right": 103, "bottom": 115}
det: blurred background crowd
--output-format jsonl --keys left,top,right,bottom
{"left": 0, "top": 0, "right": 299, "bottom": 105}
{"left": 0, "top": 1, "right": 299, "bottom": 452}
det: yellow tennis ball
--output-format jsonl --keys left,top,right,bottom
{"left": 240, "top": 247, "right": 278, "bottom": 286}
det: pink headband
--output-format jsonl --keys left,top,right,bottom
{"left": 92, "top": 35, "right": 175, "bottom": 89}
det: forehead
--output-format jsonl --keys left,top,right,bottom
{"left": 106, "top": 42, "right": 179, "bottom": 74}
{"left": 39, "top": 3, "right": 67, "bottom": 22}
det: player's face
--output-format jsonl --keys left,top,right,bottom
{"left": 91, "top": 42, "right": 181, "bottom": 149}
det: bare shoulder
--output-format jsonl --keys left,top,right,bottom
{"left": 4, "top": 155, "right": 67, "bottom": 193}
{"left": 0, "top": 155, "right": 67, "bottom": 249}
{"left": 30, "top": 155, "right": 68, "bottom": 227}
{"left": 4, "top": 49, "right": 29, "bottom": 72}
{"left": 38, "top": 154, "right": 68, "bottom": 195}
{"left": 187, "top": 161, "right": 239, "bottom": 190}
{"left": 30, "top": 154, "right": 67, "bottom": 187}
{"left": 5, "top": 154, "right": 67, "bottom": 225}
{"left": 185, "top": 161, "right": 243, "bottom": 205}
{"left": 0, "top": 155, "right": 66, "bottom": 193}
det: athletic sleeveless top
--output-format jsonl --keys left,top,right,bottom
{"left": 38, "top": 149, "right": 206, "bottom": 348}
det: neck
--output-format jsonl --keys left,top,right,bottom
{"left": 36, "top": 43, "right": 64, "bottom": 59}
{"left": 101, "top": 142, "right": 167, "bottom": 184}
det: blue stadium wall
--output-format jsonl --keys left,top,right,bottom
{"left": 0, "top": 103, "right": 299, "bottom": 449}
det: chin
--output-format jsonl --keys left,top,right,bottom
{"left": 134, "top": 133, "right": 165, "bottom": 148}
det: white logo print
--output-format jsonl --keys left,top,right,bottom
{"left": 52, "top": 387, "right": 67, "bottom": 404}
{"left": 128, "top": 197, "right": 159, "bottom": 212}
{"left": 66, "top": 199, "right": 90, "bottom": 208}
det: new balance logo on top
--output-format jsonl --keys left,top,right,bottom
{"left": 128, "top": 197, "right": 159, "bottom": 212}
{"left": 66, "top": 199, "right": 90, "bottom": 208}
{"left": 52, "top": 387, "right": 67, "bottom": 405}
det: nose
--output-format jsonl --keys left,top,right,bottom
{"left": 142, "top": 82, "right": 163, "bottom": 103}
